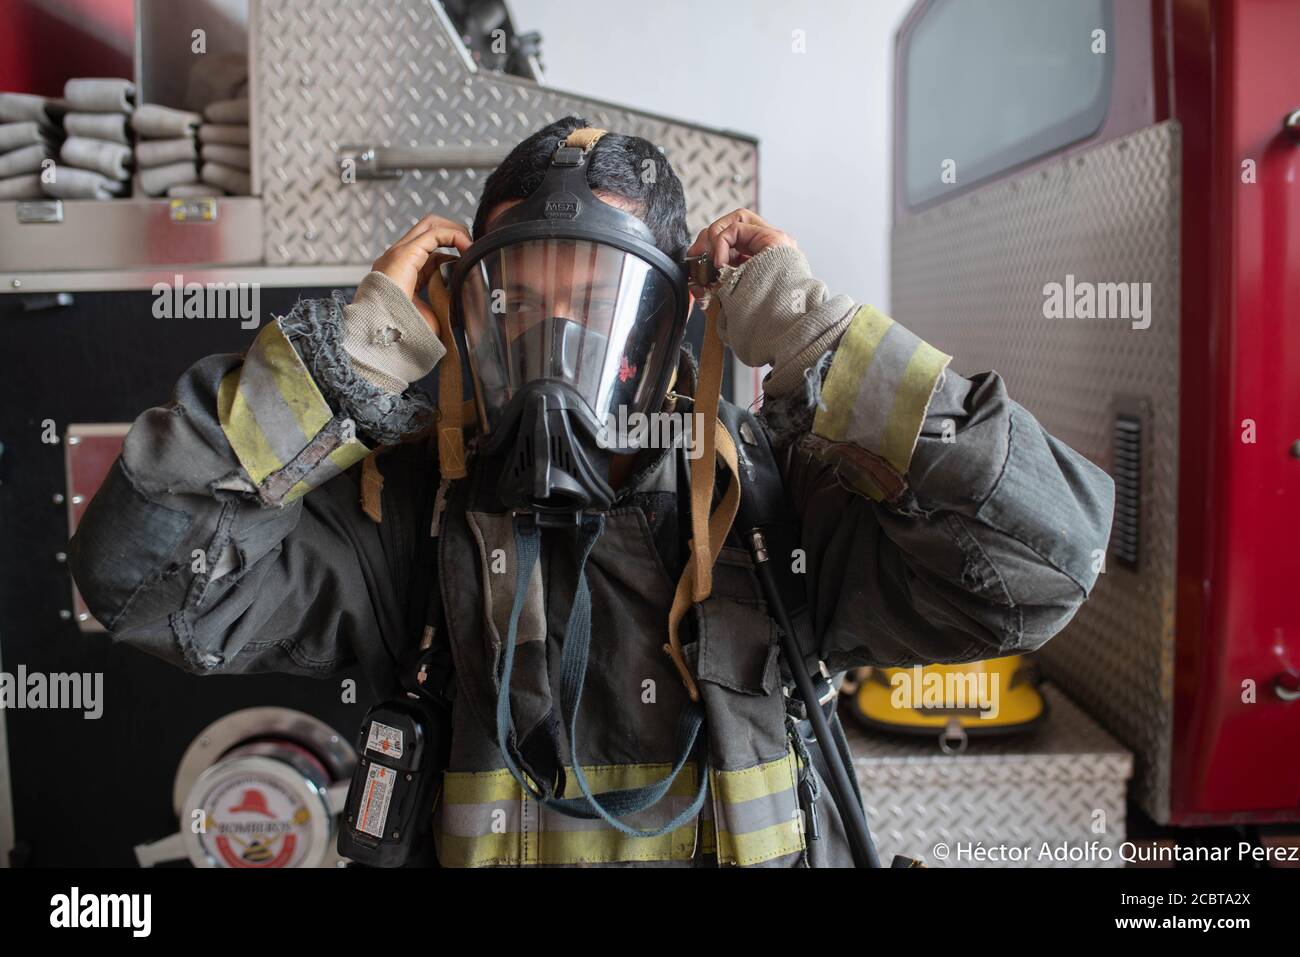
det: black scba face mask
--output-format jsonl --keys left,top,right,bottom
{"left": 448, "top": 129, "right": 690, "bottom": 522}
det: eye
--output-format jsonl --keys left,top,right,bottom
{"left": 506, "top": 293, "right": 545, "bottom": 313}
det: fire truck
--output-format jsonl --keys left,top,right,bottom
{"left": 890, "top": 0, "right": 1300, "bottom": 827}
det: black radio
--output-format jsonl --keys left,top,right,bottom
{"left": 337, "top": 693, "right": 447, "bottom": 868}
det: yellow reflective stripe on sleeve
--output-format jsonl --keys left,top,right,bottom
{"left": 217, "top": 367, "right": 283, "bottom": 484}
{"left": 879, "top": 338, "right": 951, "bottom": 472}
{"left": 219, "top": 322, "right": 335, "bottom": 481}
{"left": 253, "top": 319, "right": 334, "bottom": 437}
{"left": 813, "top": 304, "right": 951, "bottom": 475}
{"left": 218, "top": 322, "right": 367, "bottom": 498}
{"left": 814, "top": 305, "right": 894, "bottom": 442}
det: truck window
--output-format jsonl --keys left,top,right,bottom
{"left": 903, "top": 0, "right": 1113, "bottom": 207}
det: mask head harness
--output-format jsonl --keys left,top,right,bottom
{"left": 445, "top": 127, "right": 690, "bottom": 522}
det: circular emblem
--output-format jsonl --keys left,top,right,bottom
{"left": 183, "top": 755, "right": 330, "bottom": 868}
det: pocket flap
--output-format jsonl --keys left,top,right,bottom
{"left": 695, "top": 598, "right": 780, "bottom": 695}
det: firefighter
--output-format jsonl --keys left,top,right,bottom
{"left": 69, "top": 118, "right": 1114, "bottom": 868}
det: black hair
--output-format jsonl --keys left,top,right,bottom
{"left": 472, "top": 115, "right": 690, "bottom": 258}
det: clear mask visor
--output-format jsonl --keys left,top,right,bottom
{"left": 458, "top": 238, "right": 680, "bottom": 434}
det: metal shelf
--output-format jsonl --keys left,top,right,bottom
{"left": 0, "top": 196, "right": 263, "bottom": 273}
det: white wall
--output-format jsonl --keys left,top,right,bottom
{"left": 508, "top": 0, "right": 914, "bottom": 312}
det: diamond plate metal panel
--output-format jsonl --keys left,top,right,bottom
{"left": 890, "top": 122, "right": 1181, "bottom": 823}
{"left": 850, "top": 685, "right": 1133, "bottom": 867}
{"left": 253, "top": 0, "right": 757, "bottom": 265}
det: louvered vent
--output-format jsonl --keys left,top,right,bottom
{"left": 509, "top": 433, "right": 534, "bottom": 479}
{"left": 1111, "top": 415, "right": 1142, "bottom": 568}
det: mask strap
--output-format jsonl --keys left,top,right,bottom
{"left": 427, "top": 268, "right": 468, "bottom": 480}
{"left": 663, "top": 297, "right": 740, "bottom": 702}
{"left": 563, "top": 127, "right": 607, "bottom": 151}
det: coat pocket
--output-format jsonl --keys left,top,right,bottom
{"left": 693, "top": 596, "right": 805, "bottom": 866}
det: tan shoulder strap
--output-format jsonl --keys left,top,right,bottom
{"left": 662, "top": 296, "right": 738, "bottom": 702}
{"left": 361, "top": 449, "right": 386, "bottom": 523}
{"left": 664, "top": 418, "right": 740, "bottom": 702}
{"left": 427, "top": 267, "right": 468, "bottom": 481}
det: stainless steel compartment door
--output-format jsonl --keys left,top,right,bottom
{"left": 252, "top": 0, "right": 758, "bottom": 266}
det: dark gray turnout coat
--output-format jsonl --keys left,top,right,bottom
{"left": 70, "top": 290, "right": 1115, "bottom": 867}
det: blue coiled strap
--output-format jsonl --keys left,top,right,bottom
{"left": 495, "top": 513, "right": 708, "bottom": 837}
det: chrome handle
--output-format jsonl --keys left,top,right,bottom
{"left": 339, "top": 144, "right": 512, "bottom": 180}
{"left": 133, "top": 830, "right": 188, "bottom": 868}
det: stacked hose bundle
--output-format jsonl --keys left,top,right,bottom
{"left": 1, "top": 60, "right": 252, "bottom": 202}
{"left": 198, "top": 96, "right": 250, "bottom": 196}
{"left": 132, "top": 103, "right": 209, "bottom": 198}
{"left": 0, "top": 92, "right": 62, "bottom": 200}
{"left": 52, "top": 78, "right": 135, "bottom": 200}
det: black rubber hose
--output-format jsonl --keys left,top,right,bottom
{"left": 749, "top": 534, "right": 882, "bottom": 868}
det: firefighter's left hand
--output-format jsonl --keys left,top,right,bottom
{"left": 687, "top": 208, "right": 797, "bottom": 271}
{"left": 690, "top": 210, "right": 857, "bottom": 397}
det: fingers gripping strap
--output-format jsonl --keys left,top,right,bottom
{"left": 428, "top": 270, "right": 467, "bottom": 480}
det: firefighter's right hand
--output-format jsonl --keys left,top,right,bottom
{"left": 368, "top": 215, "right": 472, "bottom": 328}
{"left": 340, "top": 215, "right": 469, "bottom": 393}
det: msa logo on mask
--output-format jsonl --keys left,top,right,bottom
{"left": 543, "top": 193, "right": 580, "bottom": 219}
